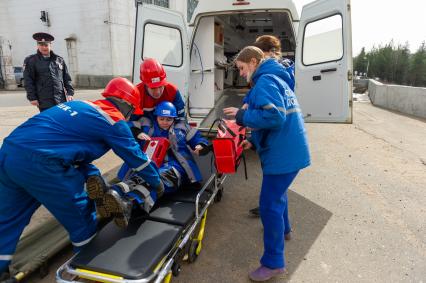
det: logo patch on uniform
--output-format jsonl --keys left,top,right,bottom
{"left": 151, "top": 77, "right": 160, "bottom": 83}
{"left": 162, "top": 110, "right": 171, "bottom": 115}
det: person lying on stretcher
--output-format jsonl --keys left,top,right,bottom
{"left": 87, "top": 102, "right": 210, "bottom": 228}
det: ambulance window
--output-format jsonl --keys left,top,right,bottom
{"left": 302, "top": 14, "right": 343, "bottom": 66}
{"left": 142, "top": 23, "right": 183, "bottom": 67}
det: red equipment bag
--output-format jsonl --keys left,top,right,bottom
{"left": 212, "top": 119, "right": 246, "bottom": 174}
{"left": 143, "top": 137, "right": 170, "bottom": 167}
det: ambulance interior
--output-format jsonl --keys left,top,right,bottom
{"left": 188, "top": 12, "right": 296, "bottom": 127}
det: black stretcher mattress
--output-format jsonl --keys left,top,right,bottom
{"left": 71, "top": 220, "right": 182, "bottom": 279}
{"left": 70, "top": 152, "right": 216, "bottom": 279}
{"left": 145, "top": 201, "right": 196, "bottom": 226}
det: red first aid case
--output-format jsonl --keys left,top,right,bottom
{"left": 143, "top": 137, "right": 170, "bottom": 167}
{"left": 212, "top": 119, "right": 246, "bottom": 174}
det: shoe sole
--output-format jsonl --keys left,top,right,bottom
{"left": 249, "top": 269, "right": 286, "bottom": 281}
{"left": 104, "top": 192, "right": 129, "bottom": 229}
{"left": 86, "top": 176, "right": 110, "bottom": 218}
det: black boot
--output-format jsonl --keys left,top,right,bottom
{"left": 86, "top": 175, "right": 110, "bottom": 218}
{"left": 104, "top": 190, "right": 133, "bottom": 229}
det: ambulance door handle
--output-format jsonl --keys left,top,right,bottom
{"left": 320, "top": 68, "right": 337, "bottom": 73}
{"left": 191, "top": 69, "right": 213, "bottom": 74}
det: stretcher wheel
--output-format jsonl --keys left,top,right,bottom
{"left": 188, "top": 239, "right": 200, "bottom": 263}
{"left": 172, "top": 262, "right": 181, "bottom": 276}
{"left": 214, "top": 187, "right": 223, "bottom": 202}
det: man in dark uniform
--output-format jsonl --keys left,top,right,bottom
{"left": 24, "top": 32, "right": 74, "bottom": 112}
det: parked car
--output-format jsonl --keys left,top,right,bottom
{"left": 13, "top": 66, "right": 24, "bottom": 87}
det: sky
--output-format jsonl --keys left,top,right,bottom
{"left": 294, "top": 0, "right": 426, "bottom": 56}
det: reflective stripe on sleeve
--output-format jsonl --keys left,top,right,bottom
{"left": 262, "top": 103, "right": 286, "bottom": 114}
{"left": 133, "top": 159, "right": 151, "bottom": 172}
{"left": 286, "top": 108, "right": 301, "bottom": 115}
{"left": 262, "top": 103, "right": 299, "bottom": 115}
{"left": 72, "top": 232, "right": 97, "bottom": 247}
{"left": 0, "top": 255, "right": 12, "bottom": 261}
{"left": 262, "top": 103, "right": 274, "bottom": 110}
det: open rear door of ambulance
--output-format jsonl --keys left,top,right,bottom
{"left": 295, "top": 0, "right": 353, "bottom": 123}
{"left": 133, "top": 3, "right": 189, "bottom": 99}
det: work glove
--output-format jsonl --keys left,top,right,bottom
{"left": 130, "top": 126, "right": 143, "bottom": 140}
{"left": 197, "top": 143, "right": 213, "bottom": 156}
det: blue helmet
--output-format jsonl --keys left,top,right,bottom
{"left": 154, "top": 101, "right": 177, "bottom": 118}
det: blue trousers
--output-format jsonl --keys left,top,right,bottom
{"left": 259, "top": 171, "right": 298, "bottom": 269}
{"left": 0, "top": 149, "right": 97, "bottom": 273}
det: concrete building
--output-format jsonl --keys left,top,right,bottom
{"left": 0, "top": 0, "right": 196, "bottom": 88}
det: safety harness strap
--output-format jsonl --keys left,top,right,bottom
{"left": 132, "top": 184, "right": 155, "bottom": 212}
{"left": 168, "top": 129, "right": 197, "bottom": 182}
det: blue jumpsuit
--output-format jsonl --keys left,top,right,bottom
{"left": 118, "top": 118, "right": 208, "bottom": 205}
{"left": 236, "top": 58, "right": 310, "bottom": 269}
{"left": 0, "top": 100, "right": 160, "bottom": 273}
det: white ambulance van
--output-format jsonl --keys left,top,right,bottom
{"left": 133, "top": 0, "right": 353, "bottom": 128}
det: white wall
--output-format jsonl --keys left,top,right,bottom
{"left": 0, "top": 0, "right": 183, "bottom": 87}
{"left": 0, "top": 0, "right": 111, "bottom": 76}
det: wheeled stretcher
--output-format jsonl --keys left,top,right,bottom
{"left": 56, "top": 152, "right": 226, "bottom": 283}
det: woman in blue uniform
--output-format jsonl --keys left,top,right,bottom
{"left": 224, "top": 46, "right": 310, "bottom": 281}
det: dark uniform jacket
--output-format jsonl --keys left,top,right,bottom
{"left": 24, "top": 50, "right": 74, "bottom": 110}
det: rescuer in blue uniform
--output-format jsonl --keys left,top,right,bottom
{"left": 224, "top": 46, "right": 310, "bottom": 282}
{"left": 248, "top": 35, "right": 295, "bottom": 223}
{"left": 0, "top": 77, "right": 163, "bottom": 276}
{"left": 90, "top": 102, "right": 209, "bottom": 228}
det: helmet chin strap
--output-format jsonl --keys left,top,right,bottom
{"left": 106, "top": 97, "right": 134, "bottom": 120}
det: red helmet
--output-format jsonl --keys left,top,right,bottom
{"left": 140, "top": 58, "right": 167, "bottom": 88}
{"left": 102, "top": 77, "right": 141, "bottom": 113}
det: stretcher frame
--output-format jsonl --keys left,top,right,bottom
{"left": 56, "top": 172, "right": 227, "bottom": 283}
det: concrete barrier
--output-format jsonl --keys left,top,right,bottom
{"left": 368, "top": 79, "right": 426, "bottom": 119}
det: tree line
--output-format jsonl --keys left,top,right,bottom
{"left": 353, "top": 41, "right": 426, "bottom": 87}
